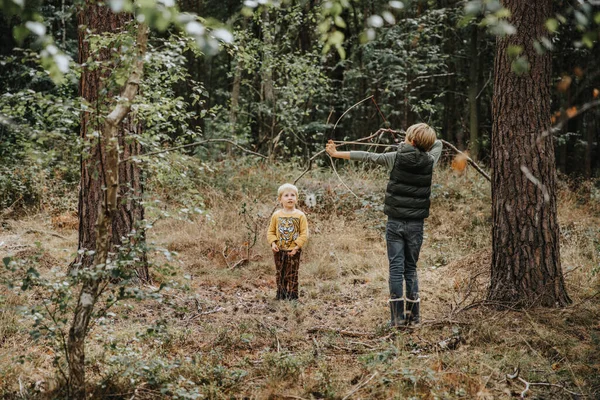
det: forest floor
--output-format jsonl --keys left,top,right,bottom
{"left": 1, "top": 160, "right": 599, "bottom": 399}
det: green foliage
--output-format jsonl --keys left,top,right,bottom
{"left": 145, "top": 152, "right": 208, "bottom": 214}
{"left": 0, "top": 164, "right": 44, "bottom": 209}
{"left": 345, "top": 9, "right": 451, "bottom": 129}
{"left": 211, "top": 4, "right": 333, "bottom": 158}
{"left": 138, "top": 34, "right": 208, "bottom": 145}
{"left": 261, "top": 351, "right": 306, "bottom": 380}
{"left": 0, "top": 49, "right": 80, "bottom": 212}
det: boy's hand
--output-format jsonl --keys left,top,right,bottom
{"left": 326, "top": 140, "right": 337, "bottom": 157}
{"left": 271, "top": 242, "right": 279, "bottom": 252}
{"left": 289, "top": 246, "right": 300, "bottom": 256}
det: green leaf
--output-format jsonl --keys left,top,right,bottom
{"left": 328, "top": 30, "right": 344, "bottom": 46}
{"left": 3, "top": 257, "right": 11, "bottom": 267}
{"left": 25, "top": 21, "right": 46, "bottom": 36}
{"left": 581, "top": 32, "right": 595, "bottom": 49}
{"left": 574, "top": 11, "right": 588, "bottom": 27}
{"left": 511, "top": 56, "right": 530, "bottom": 75}
{"left": 336, "top": 44, "right": 346, "bottom": 60}
{"left": 464, "top": 1, "right": 481, "bottom": 16}
{"left": 334, "top": 15, "right": 346, "bottom": 29}
{"left": 13, "top": 25, "right": 29, "bottom": 44}
{"left": 545, "top": 18, "right": 558, "bottom": 33}
{"left": 507, "top": 45, "right": 523, "bottom": 58}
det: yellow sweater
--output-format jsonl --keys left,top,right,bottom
{"left": 267, "top": 209, "right": 309, "bottom": 250}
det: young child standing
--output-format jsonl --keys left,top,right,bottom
{"left": 267, "top": 183, "right": 309, "bottom": 300}
{"left": 326, "top": 123, "right": 443, "bottom": 328}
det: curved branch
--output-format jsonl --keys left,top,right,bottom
{"left": 332, "top": 95, "right": 374, "bottom": 132}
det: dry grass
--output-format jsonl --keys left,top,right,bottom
{"left": 0, "top": 161, "right": 599, "bottom": 399}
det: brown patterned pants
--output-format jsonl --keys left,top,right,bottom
{"left": 274, "top": 250, "right": 301, "bottom": 300}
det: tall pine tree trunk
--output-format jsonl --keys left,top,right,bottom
{"left": 488, "top": 0, "right": 570, "bottom": 307}
{"left": 468, "top": 23, "right": 480, "bottom": 160}
{"left": 72, "top": 2, "right": 148, "bottom": 281}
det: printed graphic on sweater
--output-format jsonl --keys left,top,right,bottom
{"left": 277, "top": 217, "right": 300, "bottom": 249}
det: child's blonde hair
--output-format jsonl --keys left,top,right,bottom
{"left": 277, "top": 183, "right": 298, "bottom": 199}
{"left": 405, "top": 123, "right": 437, "bottom": 152}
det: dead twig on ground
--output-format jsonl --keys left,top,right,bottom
{"left": 307, "top": 326, "right": 374, "bottom": 338}
{"left": 341, "top": 372, "right": 378, "bottom": 400}
{"left": 24, "top": 229, "right": 68, "bottom": 240}
{"left": 229, "top": 258, "right": 248, "bottom": 270}
{"left": 506, "top": 367, "right": 584, "bottom": 399}
{"left": 221, "top": 245, "right": 231, "bottom": 268}
{"left": 184, "top": 306, "right": 226, "bottom": 323}
{"left": 253, "top": 317, "right": 281, "bottom": 352}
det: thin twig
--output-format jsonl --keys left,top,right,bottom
{"left": 539, "top": 99, "right": 600, "bottom": 142}
{"left": 506, "top": 367, "right": 584, "bottom": 398}
{"left": 229, "top": 258, "right": 248, "bottom": 270}
{"left": 341, "top": 372, "right": 378, "bottom": 400}
{"left": 24, "top": 229, "right": 68, "bottom": 240}
{"left": 307, "top": 326, "right": 374, "bottom": 338}
{"left": 221, "top": 245, "right": 231, "bottom": 268}
{"left": 476, "top": 73, "right": 492, "bottom": 100}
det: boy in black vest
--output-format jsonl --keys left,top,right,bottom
{"left": 326, "top": 123, "right": 442, "bottom": 328}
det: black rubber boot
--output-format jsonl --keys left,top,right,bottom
{"left": 405, "top": 295, "right": 420, "bottom": 327}
{"left": 389, "top": 299, "right": 406, "bottom": 328}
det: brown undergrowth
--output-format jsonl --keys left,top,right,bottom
{"left": 0, "top": 160, "right": 599, "bottom": 399}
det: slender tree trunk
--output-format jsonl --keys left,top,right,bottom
{"left": 468, "top": 23, "right": 480, "bottom": 160}
{"left": 584, "top": 108, "right": 594, "bottom": 180}
{"left": 71, "top": 2, "right": 148, "bottom": 281}
{"left": 488, "top": 0, "right": 570, "bottom": 307}
{"left": 67, "top": 23, "right": 149, "bottom": 398}
{"left": 231, "top": 60, "right": 242, "bottom": 128}
{"left": 261, "top": 9, "right": 276, "bottom": 157}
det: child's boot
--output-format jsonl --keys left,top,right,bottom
{"left": 389, "top": 298, "right": 406, "bottom": 328}
{"left": 405, "top": 295, "right": 420, "bottom": 328}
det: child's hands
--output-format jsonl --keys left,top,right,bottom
{"left": 326, "top": 140, "right": 337, "bottom": 157}
{"left": 289, "top": 246, "right": 300, "bottom": 256}
{"left": 271, "top": 242, "right": 280, "bottom": 252}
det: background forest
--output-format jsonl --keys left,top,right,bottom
{"left": 0, "top": 0, "right": 600, "bottom": 398}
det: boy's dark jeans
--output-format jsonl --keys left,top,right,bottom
{"left": 386, "top": 217, "right": 424, "bottom": 320}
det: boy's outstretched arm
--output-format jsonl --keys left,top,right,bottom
{"left": 326, "top": 140, "right": 350, "bottom": 159}
{"left": 428, "top": 140, "right": 443, "bottom": 167}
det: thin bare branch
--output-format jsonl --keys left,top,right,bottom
{"left": 506, "top": 367, "right": 584, "bottom": 398}
{"left": 539, "top": 99, "right": 600, "bottom": 142}
{"left": 341, "top": 372, "right": 378, "bottom": 400}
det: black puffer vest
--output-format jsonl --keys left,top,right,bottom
{"left": 383, "top": 143, "right": 434, "bottom": 219}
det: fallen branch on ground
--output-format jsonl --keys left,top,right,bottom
{"left": 307, "top": 326, "right": 374, "bottom": 338}
{"left": 506, "top": 367, "right": 583, "bottom": 399}
{"left": 24, "top": 229, "right": 68, "bottom": 240}
{"left": 341, "top": 372, "right": 378, "bottom": 400}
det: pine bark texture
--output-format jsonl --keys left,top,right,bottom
{"left": 488, "top": 0, "right": 570, "bottom": 307}
{"left": 73, "top": 3, "right": 148, "bottom": 281}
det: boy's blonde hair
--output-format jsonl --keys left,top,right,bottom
{"left": 405, "top": 123, "right": 437, "bottom": 152}
{"left": 277, "top": 183, "right": 298, "bottom": 199}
